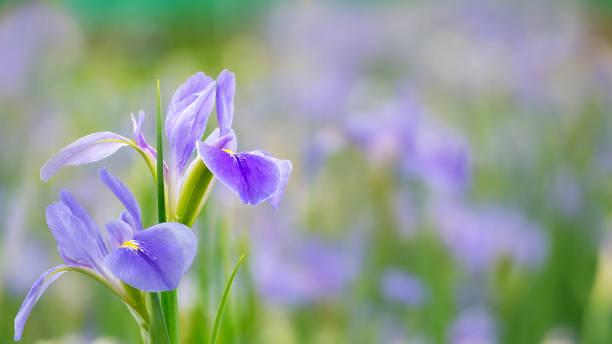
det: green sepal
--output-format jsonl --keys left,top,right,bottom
{"left": 175, "top": 157, "right": 215, "bottom": 227}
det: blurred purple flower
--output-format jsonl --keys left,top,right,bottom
{"left": 381, "top": 269, "right": 427, "bottom": 307}
{"left": 449, "top": 307, "right": 498, "bottom": 344}
{"left": 14, "top": 169, "right": 196, "bottom": 341}
{"left": 403, "top": 119, "right": 470, "bottom": 194}
{"left": 433, "top": 202, "right": 548, "bottom": 272}
{"left": 251, "top": 226, "right": 361, "bottom": 306}
{"left": 0, "top": 2, "right": 81, "bottom": 99}
{"left": 345, "top": 95, "right": 470, "bottom": 194}
{"left": 548, "top": 170, "right": 582, "bottom": 217}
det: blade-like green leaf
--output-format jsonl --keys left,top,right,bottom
{"left": 150, "top": 292, "right": 170, "bottom": 344}
{"left": 155, "top": 79, "right": 177, "bottom": 344}
{"left": 209, "top": 254, "right": 246, "bottom": 344}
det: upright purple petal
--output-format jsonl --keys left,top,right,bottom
{"left": 165, "top": 72, "right": 216, "bottom": 173}
{"left": 203, "top": 128, "right": 238, "bottom": 152}
{"left": 197, "top": 142, "right": 282, "bottom": 205}
{"left": 106, "top": 219, "right": 134, "bottom": 251}
{"left": 46, "top": 202, "right": 103, "bottom": 267}
{"left": 216, "top": 70, "right": 235, "bottom": 136}
{"left": 40, "top": 132, "right": 130, "bottom": 181}
{"left": 14, "top": 265, "right": 69, "bottom": 341}
{"left": 59, "top": 190, "right": 107, "bottom": 258}
{"left": 250, "top": 150, "right": 292, "bottom": 209}
{"left": 120, "top": 210, "right": 139, "bottom": 233}
{"left": 103, "top": 226, "right": 185, "bottom": 292}
{"left": 131, "top": 110, "right": 156, "bottom": 158}
{"left": 99, "top": 168, "right": 142, "bottom": 232}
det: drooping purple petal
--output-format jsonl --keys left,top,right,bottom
{"left": 250, "top": 150, "right": 292, "bottom": 209}
{"left": 99, "top": 168, "right": 142, "bottom": 232}
{"left": 165, "top": 72, "right": 216, "bottom": 173}
{"left": 40, "top": 132, "right": 130, "bottom": 181}
{"left": 216, "top": 70, "right": 235, "bottom": 136}
{"left": 58, "top": 190, "right": 107, "bottom": 258}
{"left": 148, "top": 222, "right": 197, "bottom": 273}
{"left": 106, "top": 219, "right": 134, "bottom": 251}
{"left": 14, "top": 265, "right": 69, "bottom": 341}
{"left": 46, "top": 202, "right": 104, "bottom": 268}
{"left": 131, "top": 110, "right": 157, "bottom": 158}
{"left": 103, "top": 226, "right": 185, "bottom": 292}
{"left": 197, "top": 142, "right": 282, "bottom": 205}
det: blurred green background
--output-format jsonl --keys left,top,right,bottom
{"left": 2, "top": 0, "right": 612, "bottom": 343}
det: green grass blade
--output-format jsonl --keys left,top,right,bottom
{"left": 154, "top": 79, "right": 176, "bottom": 344}
{"left": 209, "top": 254, "right": 246, "bottom": 344}
{"left": 156, "top": 79, "right": 166, "bottom": 224}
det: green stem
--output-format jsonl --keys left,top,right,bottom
{"left": 209, "top": 254, "right": 245, "bottom": 344}
{"left": 154, "top": 79, "right": 174, "bottom": 344}
{"left": 156, "top": 79, "right": 166, "bottom": 224}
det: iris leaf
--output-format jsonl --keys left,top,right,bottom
{"left": 209, "top": 254, "right": 246, "bottom": 344}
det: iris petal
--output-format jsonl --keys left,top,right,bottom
{"left": 46, "top": 202, "right": 104, "bottom": 268}
{"left": 197, "top": 142, "right": 282, "bottom": 205}
{"left": 203, "top": 128, "right": 238, "bottom": 152}
{"left": 14, "top": 265, "right": 69, "bottom": 341}
{"left": 148, "top": 222, "right": 197, "bottom": 273}
{"left": 58, "top": 190, "right": 107, "bottom": 257}
{"left": 99, "top": 168, "right": 142, "bottom": 232}
{"left": 216, "top": 70, "right": 235, "bottom": 136}
{"left": 106, "top": 219, "right": 134, "bottom": 251}
{"left": 165, "top": 72, "right": 216, "bottom": 174}
{"left": 40, "top": 132, "right": 130, "bottom": 181}
{"left": 250, "top": 151, "right": 292, "bottom": 209}
{"left": 130, "top": 110, "right": 157, "bottom": 159}
{"left": 103, "top": 225, "right": 186, "bottom": 292}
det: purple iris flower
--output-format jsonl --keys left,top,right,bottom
{"left": 433, "top": 202, "right": 548, "bottom": 272}
{"left": 40, "top": 70, "right": 291, "bottom": 212}
{"left": 381, "top": 269, "right": 428, "bottom": 307}
{"left": 448, "top": 307, "right": 498, "bottom": 344}
{"left": 14, "top": 168, "right": 196, "bottom": 341}
{"left": 196, "top": 70, "right": 292, "bottom": 208}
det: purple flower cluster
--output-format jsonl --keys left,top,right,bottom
{"left": 16, "top": 70, "right": 292, "bottom": 341}
{"left": 433, "top": 202, "right": 548, "bottom": 272}
{"left": 14, "top": 169, "right": 196, "bottom": 340}
{"left": 40, "top": 70, "right": 291, "bottom": 211}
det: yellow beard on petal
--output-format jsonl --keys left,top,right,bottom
{"left": 222, "top": 149, "right": 236, "bottom": 155}
{"left": 121, "top": 240, "right": 140, "bottom": 251}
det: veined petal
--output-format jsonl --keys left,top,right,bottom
{"left": 99, "top": 168, "right": 142, "bottom": 232}
{"left": 14, "top": 265, "right": 70, "bottom": 341}
{"left": 197, "top": 142, "right": 282, "bottom": 205}
{"left": 46, "top": 202, "right": 104, "bottom": 268}
{"left": 103, "top": 226, "right": 185, "bottom": 292}
{"left": 106, "top": 219, "right": 134, "bottom": 251}
{"left": 59, "top": 190, "right": 107, "bottom": 258}
{"left": 216, "top": 70, "right": 235, "bottom": 136}
{"left": 251, "top": 151, "right": 292, "bottom": 209}
{"left": 148, "top": 222, "right": 197, "bottom": 273}
{"left": 166, "top": 72, "right": 216, "bottom": 173}
{"left": 40, "top": 132, "right": 130, "bottom": 181}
